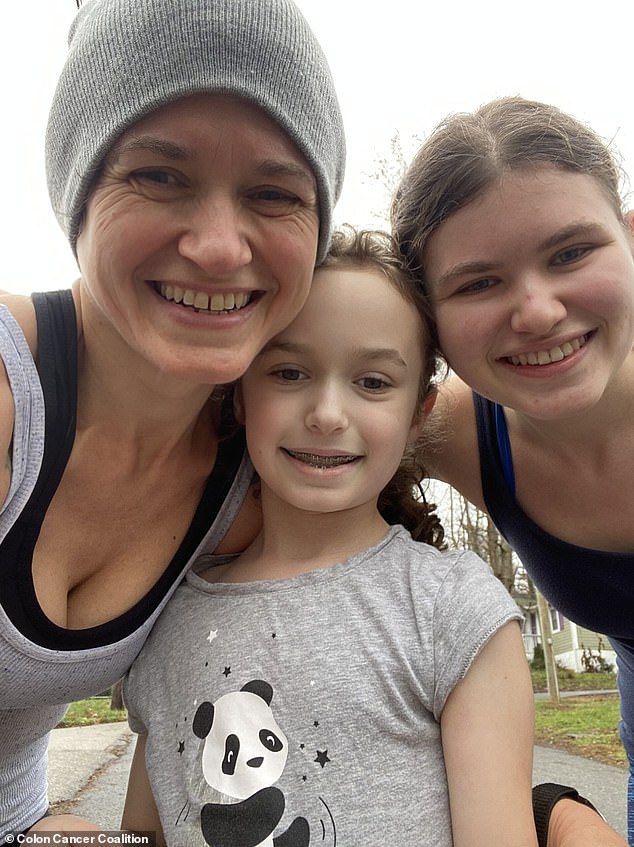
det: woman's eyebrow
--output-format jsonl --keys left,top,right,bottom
{"left": 109, "top": 139, "right": 315, "bottom": 188}
{"left": 110, "top": 136, "right": 190, "bottom": 161}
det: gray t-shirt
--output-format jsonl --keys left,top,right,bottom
{"left": 125, "top": 525, "right": 521, "bottom": 847}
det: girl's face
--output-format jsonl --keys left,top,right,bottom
{"left": 425, "top": 167, "right": 634, "bottom": 420}
{"left": 76, "top": 94, "right": 319, "bottom": 386}
{"left": 238, "top": 265, "right": 425, "bottom": 517}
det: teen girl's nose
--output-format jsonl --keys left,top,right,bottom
{"left": 509, "top": 276, "right": 567, "bottom": 335}
{"left": 304, "top": 381, "right": 348, "bottom": 434}
{"left": 178, "top": 194, "right": 253, "bottom": 275}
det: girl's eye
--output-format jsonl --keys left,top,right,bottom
{"left": 553, "top": 245, "right": 591, "bottom": 265}
{"left": 357, "top": 376, "right": 390, "bottom": 392}
{"left": 272, "top": 367, "right": 306, "bottom": 382}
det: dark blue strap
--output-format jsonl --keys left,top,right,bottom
{"left": 494, "top": 403, "right": 516, "bottom": 498}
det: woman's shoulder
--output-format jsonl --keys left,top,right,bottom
{"left": 0, "top": 291, "right": 38, "bottom": 353}
{"left": 0, "top": 292, "right": 38, "bottom": 507}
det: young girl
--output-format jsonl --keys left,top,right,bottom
{"left": 121, "top": 228, "right": 537, "bottom": 847}
{"left": 391, "top": 96, "right": 634, "bottom": 844}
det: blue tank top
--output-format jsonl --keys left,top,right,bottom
{"left": 473, "top": 392, "right": 634, "bottom": 646}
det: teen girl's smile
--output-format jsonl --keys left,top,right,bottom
{"left": 425, "top": 167, "right": 634, "bottom": 420}
{"left": 237, "top": 264, "right": 425, "bottom": 518}
{"left": 76, "top": 94, "right": 319, "bottom": 387}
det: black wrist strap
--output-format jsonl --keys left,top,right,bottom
{"left": 532, "top": 783, "right": 603, "bottom": 847}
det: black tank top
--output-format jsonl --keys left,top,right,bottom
{"left": 0, "top": 290, "right": 246, "bottom": 650}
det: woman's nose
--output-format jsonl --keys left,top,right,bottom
{"left": 178, "top": 194, "right": 253, "bottom": 274}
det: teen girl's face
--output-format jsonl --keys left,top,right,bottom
{"left": 76, "top": 94, "right": 319, "bottom": 386}
{"left": 238, "top": 265, "right": 425, "bottom": 517}
{"left": 425, "top": 167, "right": 634, "bottom": 420}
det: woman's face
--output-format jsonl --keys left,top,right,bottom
{"left": 76, "top": 94, "right": 320, "bottom": 386}
{"left": 424, "top": 167, "right": 634, "bottom": 420}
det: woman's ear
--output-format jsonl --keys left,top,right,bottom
{"left": 233, "top": 383, "right": 246, "bottom": 425}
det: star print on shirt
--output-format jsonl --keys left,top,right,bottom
{"left": 315, "top": 750, "right": 331, "bottom": 768}
{"left": 207, "top": 629, "right": 218, "bottom": 643}
{"left": 223, "top": 667, "right": 231, "bottom": 677}
{"left": 178, "top": 741, "right": 185, "bottom": 755}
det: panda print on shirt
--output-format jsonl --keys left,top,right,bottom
{"left": 191, "top": 680, "right": 310, "bottom": 847}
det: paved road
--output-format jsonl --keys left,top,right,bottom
{"left": 47, "top": 721, "right": 628, "bottom": 838}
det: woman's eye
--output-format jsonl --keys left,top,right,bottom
{"left": 131, "top": 169, "right": 180, "bottom": 186}
{"left": 248, "top": 187, "right": 303, "bottom": 215}
{"left": 553, "top": 245, "right": 591, "bottom": 265}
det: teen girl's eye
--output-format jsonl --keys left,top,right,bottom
{"left": 457, "top": 277, "right": 498, "bottom": 295}
{"left": 552, "top": 245, "right": 592, "bottom": 266}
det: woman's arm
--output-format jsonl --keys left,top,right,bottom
{"left": 0, "top": 361, "right": 14, "bottom": 505}
{"left": 121, "top": 734, "right": 166, "bottom": 847}
{"left": 547, "top": 797, "right": 628, "bottom": 847}
{"left": 441, "top": 620, "right": 538, "bottom": 847}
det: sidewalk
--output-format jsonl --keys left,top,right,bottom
{"left": 47, "top": 721, "right": 628, "bottom": 837}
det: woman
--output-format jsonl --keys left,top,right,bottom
{"left": 392, "top": 95, "right": 634, "bottom": 846}
{"left": 0, "top": 0, "right": 344, "bottom": 837}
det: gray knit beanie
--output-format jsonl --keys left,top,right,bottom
{"left": 45, "top": 0, "right": 345, "bottom": 263}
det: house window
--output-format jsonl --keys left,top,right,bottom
{"left": 549, "top": 606, "right": 564, "bottom": 633}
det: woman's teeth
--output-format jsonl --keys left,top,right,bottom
{"left": 159, "top": 284, "right": 250, "bottom": 313}
{"left": 508, "top": 334, "right": 588, "bottom": 366}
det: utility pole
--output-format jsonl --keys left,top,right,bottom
{"left": 536, "top": 590, "right": 560, "bottom": 705}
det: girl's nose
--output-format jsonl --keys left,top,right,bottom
{"left": 304, "top": 384, "right": 348, "bottom": 434}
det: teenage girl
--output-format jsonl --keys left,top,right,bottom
{"left": 392, "top": 95, "right": 634, "bottom": 845}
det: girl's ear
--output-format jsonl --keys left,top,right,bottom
{"left": 233, "top": 384, "right": 246, "bottom": 425}
{"left": 422, "top": 390, "right": 438, "bottom": 417}
{"left": 626, "top": 211, "right": 634, "bottom": 245}
{"left": 408, "top": 388, "right": 438, "bottom": 443}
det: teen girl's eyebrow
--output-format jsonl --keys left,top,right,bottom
{"left": 539, "top": 221, "right": 609, "bottom": 252}
{"left": 435, "top": 222, "right": 609, "bottom": 289}
{"left": 435, "top": 260, "right": 500, "bottom": 288}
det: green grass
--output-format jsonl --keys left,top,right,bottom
{"left": 534, "top": 695, "right": 625, "bottom": 768}
{"left": 531, "top": 668, "right": 617, "bottom": 693}
{"left": 56, "top": 697, "right": 127, "bottom": 728}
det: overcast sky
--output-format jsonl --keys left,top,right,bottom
{"left": 3, "top": 0, "right": 632, "bottom": 293}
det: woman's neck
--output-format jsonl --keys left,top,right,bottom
{"left": 74, "top": 285, "right": 218, "bottom": 458}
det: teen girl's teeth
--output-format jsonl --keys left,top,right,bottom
{"left": 158, "top": 284, "right": 250, "bottom": 313}
{"left": 285, "top": 450, "right": 358, "bottom": 469}
{"left": 507, "top": 334, "right": 588, "bottom": 366}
